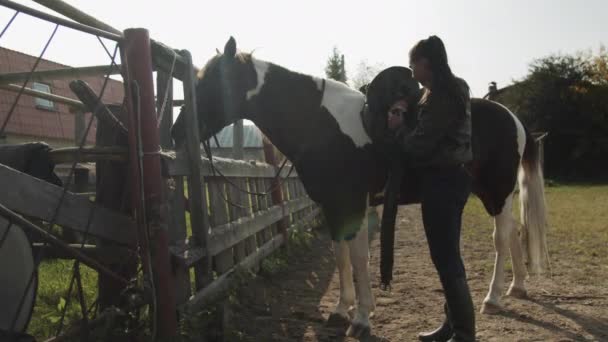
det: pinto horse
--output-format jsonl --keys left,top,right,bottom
{"left": 171, "top": 37, "right": 549, "bottom": 338}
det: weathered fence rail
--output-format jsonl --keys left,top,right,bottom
{"left": 161, "top": 152, "right": 319, "bottom": 312}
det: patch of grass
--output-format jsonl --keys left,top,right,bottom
{"left": 179, "top": 266, "right": 255, "bottom": 341}
{"left": 260, "top": 251, "right": 289, "bottom": 275}
{"left": 178, "top": 304, "right": 221, "bottom": 342}
{"left": 179, "top": 227, "right": 318, "bottom": 341}
{"left": 462, "top": 184, "right": 608, "bottom": 279}
{"left": 28, "top": 260, "right": 98, "bottom": 340}
{"left": 184, "top": 211, "right": 192, "bottom": 237}
{"left": 542, "top": 185, "right": 608, "bottom": 278}
{"left": 28, "top": 212, "right": 321, "bottom": 340}
{"left": 289, "top": 227, "right": 314, "bottom": 250}
{"left": 260, "top": 229, "right": 313, "bottom": 276}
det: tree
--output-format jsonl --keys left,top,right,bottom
{"left": 589, "top": 45, "right": 608, "bottom": 85}
{"left": 325, "top": 47, "right": 347, "bottom": 83}
{"left": 351, "top": 59, "right": 387, "bottom": 91}
{"left": 493, "top": 46, "right": 608, "bottom": 181}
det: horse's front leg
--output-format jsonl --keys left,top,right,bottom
{"left": 346, "top": 221, "right": 375, "bottom": 338}
{"left": 328, "top": 240, "right": 355, "bottom": 326}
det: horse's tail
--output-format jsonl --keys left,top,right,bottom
{"left": 518, "top": 128, "right": 550, "bottom": 275}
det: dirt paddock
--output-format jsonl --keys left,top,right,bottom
{"left": 228, "top": 197, "right": 608, "bottom": 341}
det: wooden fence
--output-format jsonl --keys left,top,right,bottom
{"left": 0, "top": 2, "right": 321, "bottom": 336}
{"left": 151, "top": 48, "right": 322, "bottom": 312}
{"left": 162, "top": 153, "right": 320, "bottom": 312}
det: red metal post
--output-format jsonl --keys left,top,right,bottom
{"left": 121, "top": 28, "right": 177, "bottom": 338}
{"left": 262, "top": 137, "right": 288, "bottom": 243}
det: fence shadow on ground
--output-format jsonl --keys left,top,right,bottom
{"left": 499, "top": 296, "right": 608, "bottom": 341}
{"left": 532, "top": 297, "right": 608, "bottom": 341}
{"left": 224, "top": 227, "right": 386, "bottom": 341}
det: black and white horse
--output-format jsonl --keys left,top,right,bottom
{"left": 172, "top": 37, "right": 549, "bottom": 337}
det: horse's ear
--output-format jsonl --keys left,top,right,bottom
{"left": 215, "top": 48, "right": 221, "bottom": 55}
{"left": 224, "top": 37, "right": 237, "bottom": 58}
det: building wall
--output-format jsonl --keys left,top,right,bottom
{"left": 0, "top": 47, "right": 124, "bottom": 147}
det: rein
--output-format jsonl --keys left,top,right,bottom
{"left": 379, "top": 154, "right": 403, "bottom": 290}
{"left": 200, "top": 134, "right": 296, "bottom": 210}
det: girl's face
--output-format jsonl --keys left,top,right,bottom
{"left": 387, "top": 100, "right": 408, "bottom": 131}
{"left": 410, "top": 57, "right": 433, "bottom": 86}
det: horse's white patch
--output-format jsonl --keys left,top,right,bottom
{"left": 498, "top": 104, "right": 525, "bottom": 158}
{"left": 321, "top": 79, "right": 372, "bottom": 148}
{"left": 246, "top": 57, "right": 269, "bottom": 100}
{"left": 511, "top": 113, "right": 526, "bottom": 159}
{"left": 347, "top": 204, "right": 374, "bottom": 329}
{"left": 333, "top": 240, "right": 355, "bottom": 316}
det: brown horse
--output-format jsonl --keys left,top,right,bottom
{"left": 172, "top": 37, "right": 549, "bottom": 338}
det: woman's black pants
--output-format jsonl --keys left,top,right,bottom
{"left": 420, "top": 165, "right": 475, "bottom": 341}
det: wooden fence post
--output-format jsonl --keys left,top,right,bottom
{"left": 156, "top": 71, "right": 174, "bottom": 150}
{"left": 166, "top": 175, "right": 191, "bottom": 306}
{"left": 233, "top": 120, "right": 244, "bottom": 160}
{"left": 122, "top": 28, "right": 176, "bottom": 338}
{"left": 95, "top": 104, "right": 133, "bottom": 310}
{"left": 210, "top": 179, "right": 234, "bottom": 274}
{"left": 180, "top": 49, "right": 213, "bottom": 289}
{"left": 262, "top": 137, "right": 288, "bottom": 244}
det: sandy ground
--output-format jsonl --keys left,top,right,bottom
{"left": 228, "top": 205, "right": 608, "bottom": 341}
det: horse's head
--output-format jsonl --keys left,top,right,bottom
{"left": 172, "top": 37, "right": 258, "bottom": 147}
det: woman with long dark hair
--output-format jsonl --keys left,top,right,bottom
{"left": 387, "top": 35, "right": 475, "bottom": 341}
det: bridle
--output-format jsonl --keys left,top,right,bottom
{"left": 200, "top": 136, "right": 296, "bottom": 210}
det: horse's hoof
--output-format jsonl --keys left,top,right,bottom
{"left": 480, "top": 301, "right": 503, "bottom": 315}
{"left": 346, "top": 322, "right": 371, "bottom": 340}
{"left": 506, "top": 286, "right": 528, "bottom": 299}
{"left": 326, "top": 312, "right": 350, "bottom": 328}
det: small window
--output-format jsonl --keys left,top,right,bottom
{"left": 32, "top": 82, "right": 55, "bottom": 110}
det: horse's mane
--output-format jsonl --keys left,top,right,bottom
{"left": 197, "top": 51, "right": 254, "bottom": 79}
{"left": 198, "top": 50, "right": 362, "bottom": 98}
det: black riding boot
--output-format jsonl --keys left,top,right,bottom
{"left": 418, "top": 302, "right": 452, "bottom": 342}
{"left": 444, "top": 277, "right": 475, "bottom": 342}
{"left": 418, "top": 303, "right": 454, "bottom": 342}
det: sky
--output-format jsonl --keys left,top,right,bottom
{"left": 1, "top": 0, "right": 606, "bottom": 99}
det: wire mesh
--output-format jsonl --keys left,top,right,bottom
{"left": 0, "top": 17, "right": 150, "bottom": 338}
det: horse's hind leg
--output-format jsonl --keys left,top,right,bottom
{"left": 506, "top": 211, "right": 528, "bottom": 299}
{"left": 328, "top": 240, "right": 355, "bottom": 325}
{"left": 481, "top": 194, "right": 515, "bottom": 314}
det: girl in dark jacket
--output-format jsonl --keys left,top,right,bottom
{"left": 388, "top": 36, "right": 475, "bottom": 342}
